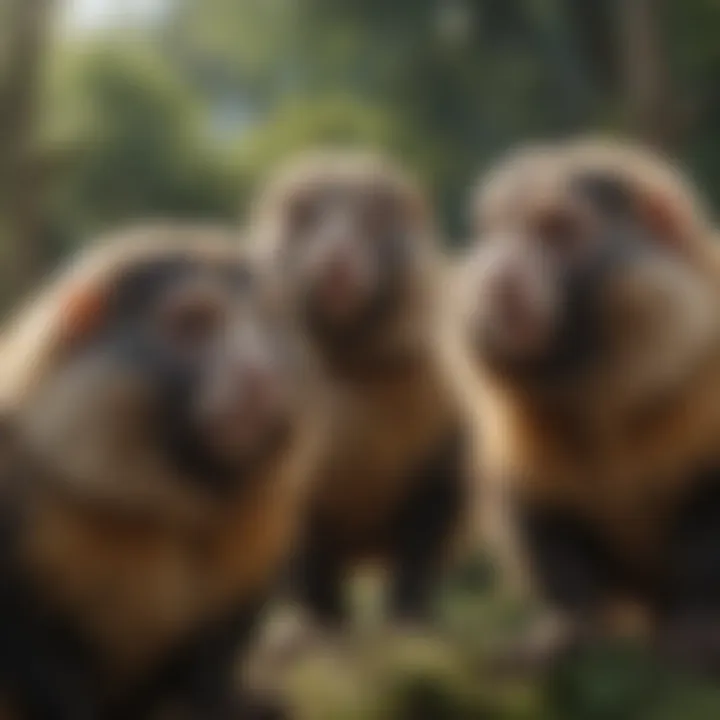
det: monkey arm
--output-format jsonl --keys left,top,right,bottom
{"left": 111, "top": 598, "right": 269, "bottom": 720}
{"left": 389, "top": 428, "right": 466, "bottom": 622}
{"left": 658, "top": 469, "right": 720, "bottom": 673}
{"left": 0, "top": 563, "right": 101, "bottom": 720}
{"left": 515, "top": 502, "right": 622, "bottom": 620}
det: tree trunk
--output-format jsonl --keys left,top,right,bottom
{"left": 617, "top": 0, "right": 677, "bottom": 150}
{"left": 0, "top": 0, "right": 55, "bottom": 311}
{"left": 560, "top": 0, "right": 619, "bottom": 98}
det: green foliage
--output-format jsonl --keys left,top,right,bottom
{"left": 41, "top": 41, "right": 239, "bottom": 253}
{"left": 231, "top": 95, "right": 429, "bottom": 215}
{"left": 162, "top": 0, "right": 302, "bottom": 104}
{"left": 275, "top": 585, "right": 720, "bottom": 720}
{"left": 35, "top": 0, "right": 720, "bottom": 260}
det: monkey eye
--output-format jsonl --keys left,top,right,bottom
{"left": 288, "top": 195, "right": 319, "bottom": 235}
{"left": 534, "top": 208, "right": 586, "bottom": 255}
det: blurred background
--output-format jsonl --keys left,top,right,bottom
{"left": 3, "top": 1, "right": 720, "bottom": 717}
{"left": 4, "top": 0, "right": 720, "bottom": 304}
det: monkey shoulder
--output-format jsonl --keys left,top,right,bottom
{"left": 481, "top": 369, "right": 720, "bottom": 571}
{"left": 318, "top": 361, "right": 458, "bottom": 476}
{"left": 13, "top": 473, "right": 300, "bottom": 681}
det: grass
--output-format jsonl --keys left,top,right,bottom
{"left": 250, "top": 565, "right": 720, "bottom": 720}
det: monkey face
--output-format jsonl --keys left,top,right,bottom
{"left": 145, "top": 265, "right": 296, "bottom": 480}
{"left": 260, "top": 156, "right": 429, "bottom": 348}
{"left": 282, "top": 182, "right": 418, "bottom": 340}
{"left": 21, "top": 244, "right": 305, "bottom": 499}
{"left": 463, "top": 183, "right": 603, "bottom": 379}
{"left": 462, "top": 154, "right": 718, "bottom": 396}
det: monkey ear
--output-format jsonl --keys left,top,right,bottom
{"left": 58, "top": 282, "right": 108, "bottom": 346}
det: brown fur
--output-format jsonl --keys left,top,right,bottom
{"left": 311, "top": 349, "right": 460, "bottom": 558}
{"left": 19, "top": 450, "right": 311, "bottom": 683}
{"left": 250, "top": 152, "right": 470, "bottom": 618}
{"left": 0, "top": 223, "right": 327, "bottom": 709}
{"left": 456, "top": 137, "right": 720, "bottom": 633}
{"left": 480, "top": 350, "right": 720, "bottom": 580}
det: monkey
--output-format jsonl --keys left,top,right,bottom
{"left": 0, "top": 222, "right": 326, "bottom": 719}
{"left": 450, "top": 136, "right": 720, "bottom": 672}
{"left": 249, "top": 150, "right": 471, "bottom": 629}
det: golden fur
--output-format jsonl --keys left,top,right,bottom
{"left": 311, "top": 348, "right": 461, "bottom": 558}
{"left": 454, "top": 137, "right": 720, "bottom": 615}
{"left": 19, "top": 452, "right": 312, "bottom": 683}
{"left": 251, "top": 149, "right": 432, "bottom": 245}
{"left": 0, "top": 224, "right": 327, "bottom": 695}
{"left": 250, "top": 152, "right": 471, "bottom": 572}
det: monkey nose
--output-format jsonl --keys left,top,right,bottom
{"left": 484, "top": 267, "right": 551, "bottom": 351}
{"left": 237, "top": 362, "right": 282, "bottom": 416}
{"left": 325, "top": 250, "right": 360, "bottom": 287}
{"left": 213, "top": 363, "right": 284, "bottom": 438}
{"left": 317, "top": 252, "right": 367, "bottom": 315}
{"left": 488, "top": 269, "right": 528, "bottom": 321}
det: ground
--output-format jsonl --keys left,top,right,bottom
{"left": 249, "top": 562, "right": 720, "bottom": 720}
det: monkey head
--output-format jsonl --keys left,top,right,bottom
{"left": 458, "top": 138, "right": 720, "bottom": 404}
{"left": 251, "top": 151, "right": 437, "bottom": 360}
{"left": 0, "top": 224, "right": 311, "bottom": 516}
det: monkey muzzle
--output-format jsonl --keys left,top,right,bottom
{"left": 313, "top": 257, "right": 376, "bottom": 326}
{"left": 470, "top": 242, "right": 558, "bottom": 362}
{"left": 195, "top": 334, "right": 293, "bottom": 463}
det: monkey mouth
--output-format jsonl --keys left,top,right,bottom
{"left": 310, "top": 272, "right": 374, "bottom": 326}
{"left": 216, "top": 415, "right": 294, "bottom": 477}
{"left": 172, "top": 411, "right": 293, "bottom": 495}
{"left": 477, "top": 298, "right": 554, "bottom": 363}
{"left": 200, "top": 397, "right": 292, "bottom": 458}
